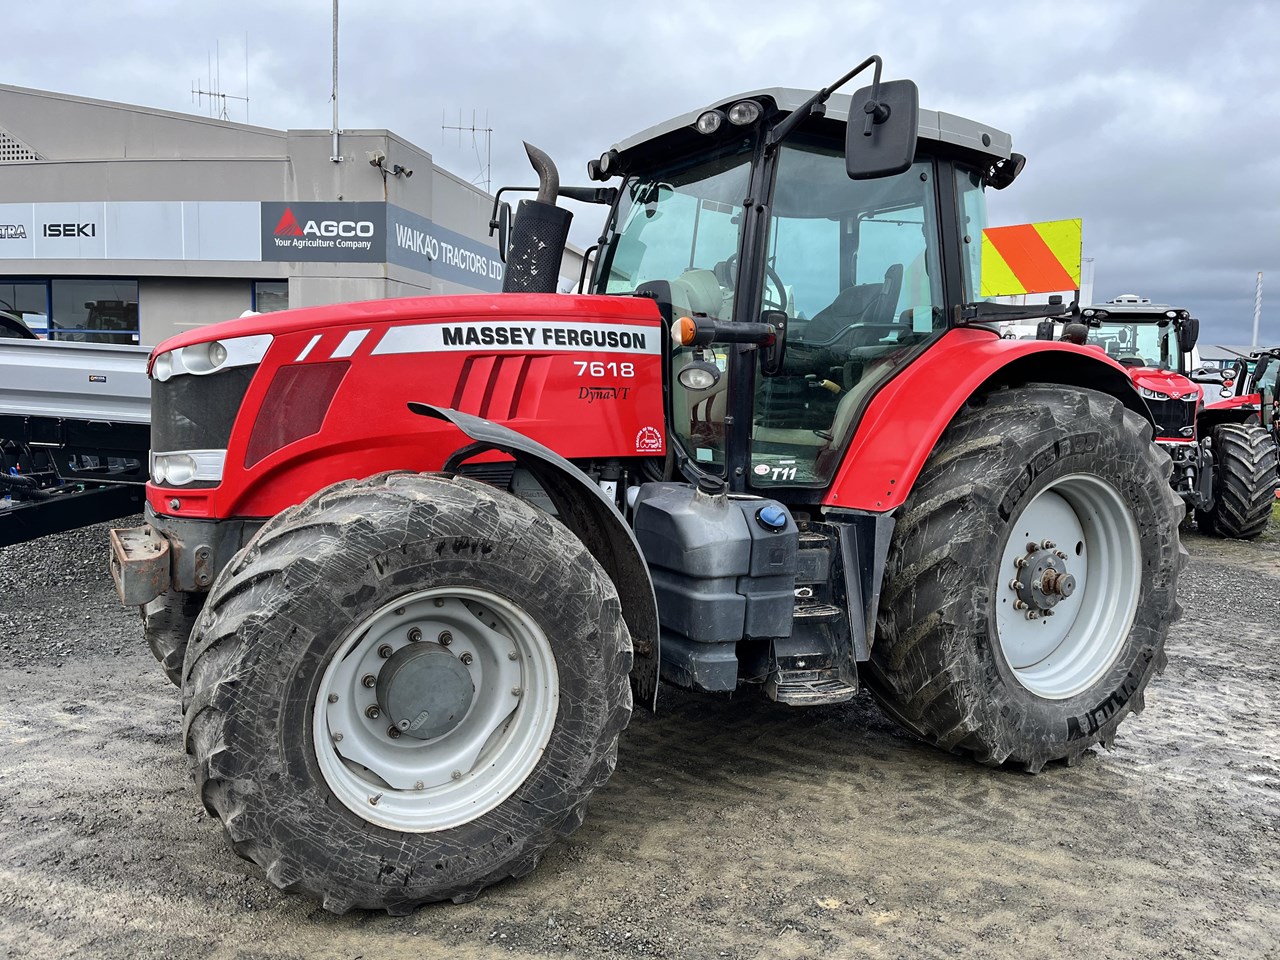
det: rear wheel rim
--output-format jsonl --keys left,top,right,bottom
{"left": 312, "top": 586, "right": 559, "bottom": 832}
{"left": 995, "top": 473, "right": 1141, "bottom": 699}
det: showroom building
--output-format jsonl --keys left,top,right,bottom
{"left": 0, "top": 84, "right": 581, "bottom": 347}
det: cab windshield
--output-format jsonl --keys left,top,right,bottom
{"left": 599, "top": 142, "right": 751, "bottom": 474}
{"left": 1087, "top": 321, "right": 1183, "bottom": 372}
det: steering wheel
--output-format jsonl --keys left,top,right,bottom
{"left": 715, "top": 255, "right": 788, "bottom": 315}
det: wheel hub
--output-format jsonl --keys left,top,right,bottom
{"left": 376, "top": 643, "right": 475, "bottom": 741}
{"left": 1010, "top": 540, "right": 1076, "bottom": 618}
{"left": 994, "top": 475, "right": 1141, "bottom": 699}
{"left": 313, "top": 589, "right": 559, "bottom": 832}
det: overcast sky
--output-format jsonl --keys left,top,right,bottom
{"left": 4, "top": 0, "right": 1276, "bottom": 344}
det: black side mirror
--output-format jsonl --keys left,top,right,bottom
{"left": 1178, "top": 316, "right": 1200, "bottom": 352}
{"left": 490, "top": 201, "right": 514, "bottom": 264}
{"left": 846, "top": 79, "right": 919, "bottom": 180}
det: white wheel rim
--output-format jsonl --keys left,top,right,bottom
{"left": 312, "top": 587, "right": 559, "bottom": 832}
{"left": 995, "top": 473, "right": 1141, "bottom": 699}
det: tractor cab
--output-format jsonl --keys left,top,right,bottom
{"left": 579, "top": 70, "right": 1022, "bottom": 494}
{"left": 1076, "top": 296, "right": 1202, "bottom": 441}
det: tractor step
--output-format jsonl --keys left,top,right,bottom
{"left": 792, "top": 601, "right": 844, "bottom": 622}
{"left": 765, "top": 667, "right": 857, "bottom": 706}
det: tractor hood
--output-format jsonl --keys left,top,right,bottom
{"left": 1128, "top": 367, "right": 1202, "bottom": 402}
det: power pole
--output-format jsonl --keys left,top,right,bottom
{"left": 1253, "top": 271, "right": 1263, "bottom": 348}
{"left": 330, "top": 0, "right": 342, "bottom": 162}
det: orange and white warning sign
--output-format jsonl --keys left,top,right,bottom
{"left": 980, "top": 219, "right": 1082, "bottom": 297}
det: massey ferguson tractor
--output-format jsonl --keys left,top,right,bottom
{"left": 1074, "top": 295, "right": 1277, "bottom": 538}
{"left": 110, "top": 57, "right": 1184, "bottom": 914}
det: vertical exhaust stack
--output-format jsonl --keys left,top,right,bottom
{"left": 502, "top": 142, "right": 573, "bottom": 294}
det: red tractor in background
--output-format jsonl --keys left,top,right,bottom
{"left": 1200, "top": 345, "right": 1280, "bottom": 461}
{"left": 1067, "top": 295, "right": 1276, "bottom": 538}
{"left": 110, "top": 57, "right": 1184, "bottom": 913}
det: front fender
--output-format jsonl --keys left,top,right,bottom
{"left": 410, "top": 402, "right": 660, "bottom": 711}
{"left": 823, "top": 328, "right": 1154, "bottom": 512}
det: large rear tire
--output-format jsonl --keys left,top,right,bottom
{"left": 865, "top": 385, "right": 1183, "bottom": 771}
{"left": 1199, "top": 423, "right": 1278, "bottom": 540}
{"left": 181, "top": 472, "right": 632, "bottom": 913}
{"left": 142, "top": 590, "right": 204, "bottom": 686}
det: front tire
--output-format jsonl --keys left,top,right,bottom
{"left": 181, "top": 472, "right": 632, "bottom": 913}
{"left": 865, "top": 385, "right": 1183, "bottom": 771}
{"left": 142, "top": 590, "right": 204, "bottom": 686}
{"left": 1200, "top": 423, "right": 1278, "bottom": 540}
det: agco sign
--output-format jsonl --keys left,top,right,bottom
{"left": 273, "top": 207, "right": 374, "bottom": 239}
{"left": 261, "top": 202, "right": 385, "bottom": 263}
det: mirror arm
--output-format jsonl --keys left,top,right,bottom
{"left": 490, "top": 185, "right": 616, "bottom": 235}
{"left": 767, "top": 54, "right": 883, "bottom": 151}
{"left": 954, "top": 300, "right": 1077, "bottom": 326}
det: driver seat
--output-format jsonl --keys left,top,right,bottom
{"left": 805, "top": 264, "right": 903, "bottom": 344}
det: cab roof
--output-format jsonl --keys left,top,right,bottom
{"left": 613, "top": 86, "right": 1013, "bottom": 163}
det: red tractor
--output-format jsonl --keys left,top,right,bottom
{"left": 1200, "top": 346, "right": 1280, "bottom": 458}
{"left": 110, "top": 58, "right": 1183, "bottom": 913}
{"left": 1068, "top": 295, "right": 1277, "bottom": 538}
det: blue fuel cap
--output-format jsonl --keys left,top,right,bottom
{"left": 755, "top": 504, "right": 789, "bottom": 532}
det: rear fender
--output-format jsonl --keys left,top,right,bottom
{"left": 410, "top": 403, "right": 660, "bottom": 711}
{"left": 823, "top": 329, "right": 1154, "bottom": 512}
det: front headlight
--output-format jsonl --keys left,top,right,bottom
{"left": 152, "top": 453, "right": 197, "bottom": 486}
{"left": 150, "top": 333, "right": 273, "bottom": 381}
{"left": 1140, "top": 387, "right": 1169, "bottom": 401}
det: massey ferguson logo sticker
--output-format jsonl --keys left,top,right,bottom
{"left": 267, "top": 205, "right": 378, "bottom": 254}
{"left": 0, "top": 224, "right": 27, "bottom": 239}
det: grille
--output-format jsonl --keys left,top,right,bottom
{"left": 151, "top": 366, "right": 257, "bottom": 454}
{"left": 1147, "top": 397, "right": 1196, "bottom": 439}
{"left": 0, "top": 129, "right": 39, "bottom": 162}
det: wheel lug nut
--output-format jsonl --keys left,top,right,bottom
{"left": 414, "top": 780, "right": 424, "bottom": 790}
{"left": 508, "top": 650, "right": 519, "bottom": 661}
{"left": 332, "top": 732, "right": 344, "bottom": 742}
{"left": 365, "top": 704, "right": 381, "bottom": 719}
{"left": 378, "top": 644, "right": 394, "bottom": 659}
{"left": 327, "top": 693, "right": 339, "bottom": 703}
{"left": 459, "top": 652, "right": 474, "bottom": 665}
{"left": 1014, "top": 557, "right": 1027, "bottom": 569}
{"left": 511, "top": 686, "right": 522, "bottom": 697}
{"left": 1013, "top": 600, "right": 1028, "bottom": 611}
{"left": 1056, "top": 550, "right": 1068, "bottom": 560}
{"left": 451, "top": 770, "right": 462, "bottom": 781}
{"left": 1009, "top": 579, "right": 1021, "bottom": 591}
{"left": 1026, "top": 542, "right": 1039, "bottom": 553}
{"left": 361, "top": 674, "right": 376, "bottom": 688}
{"left": 407, "top": 627, "right": 423, "bottom": 642}
{"left": 439, "top": 630, "right": 453, "bottom": 645}
{"left": 1042, "top": 540, "right": 1055, "bottom": 549}
{"left": 387, "top": 725, "right": 402, "bottom": 739}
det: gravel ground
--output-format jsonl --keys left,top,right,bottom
{"left": 0, "top": 514, "right": 1277, "bottom": 960}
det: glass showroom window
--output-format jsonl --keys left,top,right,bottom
{"left": 50, "top": 279, "right": 139, "bottom": 345}
{"left": 0, "top": 281, "right": 50, "bottom": 336}
{"left": 254, "top": 281, "right": 288, "bottom": 313}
